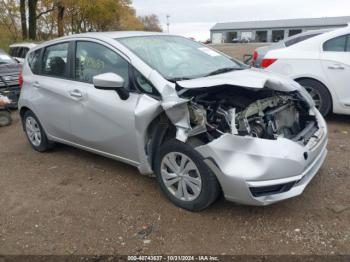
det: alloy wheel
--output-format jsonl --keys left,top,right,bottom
{"left": 25, "top": 116, "right": 42, "bottom": 147}
{"left": 160, "top": 152, "right": 202, "bottom": 202}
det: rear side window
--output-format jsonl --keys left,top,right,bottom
{"left": 285, "top": 33, "right": 320, "bottom": 47}
{"left": 323, "top": 35, "right": 349, "bottom": 52}
{"left": 28, "top": 49, "right": 41, "bottom": 74}
{"left": 42, "top": 42, "right": 69, "bottom": 77}
{"left": 21, "top": 48, "right": 29, "bottom": 58}
{"left": 17, "top": 48, "right": 24, "bottom": 58}
{"left": 10, "top": 47, "right": 18, "bottom": 57}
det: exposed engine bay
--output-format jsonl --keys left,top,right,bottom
{"left": 181, "top": 86, "right": 318, "bottom": 144}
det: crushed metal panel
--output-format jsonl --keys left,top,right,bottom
{"left": 134, "top": 94, "right": 163, "bottom": 174}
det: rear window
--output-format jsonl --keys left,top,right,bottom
{"left": 28, "top": 49, "right": 41, "bottom": 74}
{"left": 285, "top": 33, "right": 320, "bottom": 47}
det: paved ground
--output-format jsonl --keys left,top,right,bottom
{"left": 0, "top": 44, "right": 349, "bottom": 255}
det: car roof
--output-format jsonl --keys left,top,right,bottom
{"left": 9, "top": 42, "right": 38, "bottom": 48}
{"left": 256, "top": 28, "right": 335, "bottom": 53}
{"left": 61, "top": 31, "right": 168, "bottom": 40}
{"left": 29, "top": 31, "right": 175, "bottom": 52}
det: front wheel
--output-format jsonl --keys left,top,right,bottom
{"left": 297, "top": 79, "right": 332, "bottom": 116}
{"left": 155, "top": 139, "right": 220, "bottom": 211}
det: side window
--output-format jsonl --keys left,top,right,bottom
{"left": 347, "top": 36, "right": 350, "bottom": 52}
{"left": 22, "top": 48, "right": 29, "bottom": 58}
{"left": 10, "top": 47, "right": 18, "bottom": 57}
{"left": 133, "top": 69, "right": 158, "bottom": 96}
{"left": 28, "top": 49, "right": 41, "bottom": 74}
{"left": 323, "top": 35, "right": 348, "bottom": 52}
{"left": 9, "top": 48, "right": 14, "bottom": 56}
{"left": 42, "top": 42, "right": 69, "bottom": 77}
{"left": 75, "top": 41, "right": 129, "bottom": 87}
{"left": 18, "top": 48, "right": 24, "bottom": 58}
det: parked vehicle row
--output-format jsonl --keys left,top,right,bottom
{"left": 18, "top": 32, "right": 327, "bottom": 210}
{"left": 0, "top": 49, "right": 22, "bottom": 109}
{"left": 253, "top": 25, "right": 350, "bottom": 116}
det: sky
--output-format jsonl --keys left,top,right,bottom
{"left": 132, "top": 0, "right": 350, "bottom": 41}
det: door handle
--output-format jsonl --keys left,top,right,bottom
{"left": 33, "top": 82, "right": 40, "bottom": 88}
{"left": 328, "top": 65, "right": 345, "bottom": 70}
{"left": 69, "top": 89, "right": 83, "bottom": 98}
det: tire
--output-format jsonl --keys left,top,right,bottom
{"left": 155, "top": 139, "right": 220, "bottom": 211}
{"left": 23, "top": 110, "right": 54, "bottom": 152}
{"left": 297, "top": 79, "right": 332, "bottom": 116}
{"left": 0, "top": 111, "right": 12, "bottom": 127}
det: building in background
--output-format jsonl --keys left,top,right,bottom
{"left": 211, "top": 16, "right": 350, "bottom": 44}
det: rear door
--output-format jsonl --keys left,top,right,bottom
{"left": 30, "top": 42, "right": 73, "bottom": 140}
{"left": 320, "top": 34, "right": 350, "bottom": 107}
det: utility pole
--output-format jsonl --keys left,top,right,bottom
{"left": 166, "top": 15, "right": 170, "bottom": 33}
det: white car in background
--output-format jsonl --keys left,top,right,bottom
{"left": 9, "top": 43, "right": 37, "bottom": 63}
{"left": 261, "top": 25, "right": 350, "bottom": 116}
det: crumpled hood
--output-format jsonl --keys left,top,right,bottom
{"left": 177, "top": 68, "right": 301, "bottom": 92}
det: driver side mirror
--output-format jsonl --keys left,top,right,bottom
{"left": 93, "top": 72, "right": 129, "bottom": 100}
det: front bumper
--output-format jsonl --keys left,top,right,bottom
{"left": 195, "top": 109, "right": 328, "bottom": 206}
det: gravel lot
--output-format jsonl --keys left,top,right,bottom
{"left": 0, "top": 44, "right": 349, "bottom": 256}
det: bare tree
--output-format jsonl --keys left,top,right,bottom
{"left": 57, "top": 0, "right": 64, "bottom": 36}
{"left": 28, "top": 0, "right": 55, "bottom": 40}
{"left": 20, "top": 0, "right": 27, "bottom": 39}
{"left": 139, "top": 14, "right": 162, "bottom": 32}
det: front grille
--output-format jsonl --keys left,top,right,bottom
{"left": 249, "top": 181, "right": 296, "bottom": 197}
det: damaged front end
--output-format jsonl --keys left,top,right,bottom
{"left": 168, "top": 83, "right": 319, "bottom": 146}
{"left": 161, "top": 74, "right": 327, "bottom": 206}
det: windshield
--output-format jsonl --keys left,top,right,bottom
{"left": 0, "top": 52, "right": 16, "bottom": 65}
{"left": 117, "top": 36, "right": 244, "bottom": 81}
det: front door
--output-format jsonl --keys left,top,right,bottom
{"left": 68, "top": 40, "right": 140, "bottom": 163}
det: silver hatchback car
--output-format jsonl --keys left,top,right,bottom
{"left": 19, "top": 32, "right": 328, "bottom": 211}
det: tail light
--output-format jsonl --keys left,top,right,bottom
{"left": 18, "top": 71, "right": 23, "bottom": 88}
{"left": 261, "top": 58, "right": 277, "bottom": 68}
{"left": 252, "top": 51, "right": 258, "bottom": 65}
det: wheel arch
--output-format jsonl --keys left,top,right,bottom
{"left": 294, "top": 76, "right": 333, "bottom": 112}
{"left": 145, "top": 111, "right": 176, "bottom": 171}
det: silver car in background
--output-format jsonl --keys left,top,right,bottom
{"left": 19, "top": 32, "right": 327, "bottom": 211}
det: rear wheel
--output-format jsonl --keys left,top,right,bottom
{"left": 297, "top": 79, "right": 332, "bottom": 116}
{"left": 155, "top": 139, "right": 220, "bottom": 211}
{"left": 0, "top": 111, "right": 12, "bottom": 127}
{"left": 23, "top": 110, "right": 54, "bottom": 152}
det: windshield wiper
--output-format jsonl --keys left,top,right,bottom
{"left": 166, "top": 77, "right": 192, "bottom": 82}
{"left": 204, "top": 67, "right": 241, "bottom": 77}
